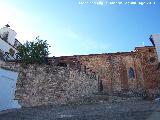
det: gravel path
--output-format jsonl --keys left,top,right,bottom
{"left": 0, "top": 101, "right": 159, "bottom": 120}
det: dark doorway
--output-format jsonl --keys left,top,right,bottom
{"left": 99, "top": 80, "right": 103, "bottom": 92}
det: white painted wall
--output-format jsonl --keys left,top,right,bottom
{"left": 0, "top": 26, "right": 18, "bottom": 59}
{"left": 0, "top": 68, "right": 21, "bottom": 111}
{"left": 151, "top": 34, "right": 160, "bottom": 62}
{"left": 0, "top": 38, "right": 17, "bottom": 58}
{"left": 0, "top": 27, "right": 17, "bottom": 46}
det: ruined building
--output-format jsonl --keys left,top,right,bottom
{"left": 48, "top": 45, "right": 160, "bottom": 93}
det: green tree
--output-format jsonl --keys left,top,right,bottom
{"left": 17, "top": 37, "right": 50, "bottom": 64}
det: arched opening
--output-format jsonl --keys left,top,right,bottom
{"left": 128, "top": 67, "right": 135, "bottom": 79}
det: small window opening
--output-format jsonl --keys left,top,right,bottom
{"left": 128, "top": 67, "right": 135, "bottom": 79}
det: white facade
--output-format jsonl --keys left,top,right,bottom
{"left": 0, "top": 38, "right": 17, "bottom": 58}
{"left": 0, "top": 68, "right": 21, "bottom": 111}
{"left": 0, "top": 26, "right": 17, "bottom": 46}
{"left": 0, "top": 25, "right": 21, "bottom": 59}
{"left": 150, "top": 34, "right": 160, "bottom": 62}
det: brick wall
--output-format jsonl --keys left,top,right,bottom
{"left": 77, "top": 46, "right": 160, "bottom": 92}
{"left": 135, "top": 46, "right": 160, "bottom": 89}
{"left": 79, "top": 54, "right": 136, "bottom": 92}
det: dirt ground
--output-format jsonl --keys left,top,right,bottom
{"left": 0, "top": 100, "right": 160, "bottom": 120}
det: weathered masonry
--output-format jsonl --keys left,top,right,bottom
{"left": 0, "top": 61, "right": 98, "bottom": 107}
{"left": 48, "top": 46, "right": 160, "bottom": 93}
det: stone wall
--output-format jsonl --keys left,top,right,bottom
{"left": 78, "top": 47, "right": 160, "bottom": 93}
{"left": 135, "top": 47, "right": 160, "bottom": 89}
{"left": 0, "top": 60, "right": 20, "bottom": 72}
{"left": 79, "top": 55, "right": 112, "bottom": 92}
{"left": 15, "top": 65, "right": 98, "bottom": 107}
{"left": 1, "top": 46, "right": 160, "bottom": 106}
{"left": 48, "top": 51, "right": 152, "bottom": 93}
{"left": 0, "top": 61, "right": 98, "bottom": 107}
{"left": 79, "top": 53, "right": 141, "bottom": 92}
{"left": 122, "top": 54, "right": 140, "bottom": 90}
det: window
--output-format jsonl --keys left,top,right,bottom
{"left": 128, "top": 67, "right": 135, "bottom": 79}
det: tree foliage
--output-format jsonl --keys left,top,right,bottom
{"left": 17, "top": 37, "right": 50, "bottom": 64}
{"left": 9, "top": 48, "right": 15, "bottom": 57}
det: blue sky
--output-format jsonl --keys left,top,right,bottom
{"left": 0, "top": 0, "right": 160, "bottom": 56}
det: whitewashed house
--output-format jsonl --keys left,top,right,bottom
{"left": 0, "top": 24, "right": 21, "bottom": 60}
{"left": 0, "top": 25, "right": 21, "bottom": 111}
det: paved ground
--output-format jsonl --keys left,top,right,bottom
{"left": 0, "top": 101, "right": 160, "bottom": 120}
